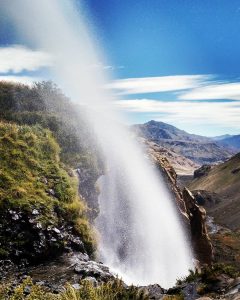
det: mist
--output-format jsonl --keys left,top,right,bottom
{"left": 3, "top": 0, "right": 193, "bottom": 288}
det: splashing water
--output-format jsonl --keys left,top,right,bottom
{"left": 3, "top": 0, "right": 193, "bottom": 288}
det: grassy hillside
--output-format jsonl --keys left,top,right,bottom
{"left": 0, "top": 81, "right": 100, "bottom": 169}
{"left": 189, "top": 153, "right": 240, "bottom": 229}
{"left": 0, "top": 81, "right": 98, "bottom": 262}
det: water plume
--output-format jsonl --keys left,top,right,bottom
{"left": 3, "top": 0, "right": 193, "bottom": 288}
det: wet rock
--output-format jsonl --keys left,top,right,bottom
{"left": 72, "top": 283, "right": 81, "bottom": 290}
{"left": 143, "top": 284, "right": 165, "bottom": 299}
{"left": 51, "top": 284, "right": 65, "bottom": 294}
{"left": 48, "top": 189, "right": 55, "bottom": 196}
{"left": 24, "top": 285, "right": 31, "bottom": 295}
{"left": 74, "top": 260, "right": 114, "bottom": 281}
{"left": 12, "top": 214, "right": 20, "bottom": 221}
{"left": 226, "top": 277, "right": 240, "bottom": 296}
{"left": 36, "top": 222, "right": 42, "bottom": 230}
{"left": 182, "top": 282, "right": 199, "bottom": 300}
{"left": 52, "top": 227, "right": 60, "bottom": 234}
{"left": 0, "top": 206, "right": 88, "bottom": 268}
{"left": 36, "top": 281, "right": 45, "bottom": 286}
{"left": 84, "top": 276, "right": 98, "bottom": 286}
{"left": 70, "top": 237, "right": 85, "bottom": 251}
{"left": 76, "top": 166, "right": 101, "bottom": 221}
{"left": 182, "top": 188, "right": 213, "bottom": 265}
{"left": 32, "top": 209, "right": 39, "bottom": 215}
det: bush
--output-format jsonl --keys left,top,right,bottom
{"left": 0, "top": 278, "right": 149, "bottom": 300}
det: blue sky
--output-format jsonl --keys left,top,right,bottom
{"left": 86, "top": 0, "right": 240, "bottom": 78}
{"left": 1, "top": 0, "right": 240, "bottom": 136}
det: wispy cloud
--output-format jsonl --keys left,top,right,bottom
{"left": 0, "top": 45, "right": 52, "bottom": 74}
{"left": 90, "top": 62, "right": 124, "bottom": 71}
{"left": 116, "top": 99, "right": 240, "bottom": 129}
{"left": 179, "top": 82, "right": 240, "bottom": 101}
{"left": 107, "top": 75, "right": 210, "bottom": 95}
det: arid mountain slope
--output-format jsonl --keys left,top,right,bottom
{"left": 133, "top": 120, "right": 234, "bottom": 165}
{"left": 189, "top": 153, "right": 240, "bottom": 229}
{"left": 141, "top": 139, "right": 199, "bottom": 175}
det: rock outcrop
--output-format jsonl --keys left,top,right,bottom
{"left": 146, "top": 139, "right": 213, "bottom": 265}
{"left": 182, "top": 188, "right": 213, "bottom": 265}
{"left": 194, "top": 165, "right": 212, "bottom": 179}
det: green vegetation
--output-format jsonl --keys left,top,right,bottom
{"left": 178, "top": 263, "right": 239, "bottom": 285}
{"left": 0, "top": 121, "right": 95, "bottom": 259}
{"left": 0, "top": 277, "right": 148, "bottom": 300}
{"left": 176, "top": 263, "right": 239, "bottom": 295}
{"left": 0, "top": 80, "right": 100, "bottom": 260}
{"left": 0, "top": 81, "right": 101, "bottom": 171}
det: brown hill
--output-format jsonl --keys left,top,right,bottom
{"left": 188, "top": 153, "right": 240, "bottom": 230}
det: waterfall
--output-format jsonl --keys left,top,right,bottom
{"left": 3, "top": 0, "right": 193, "bottom": 288}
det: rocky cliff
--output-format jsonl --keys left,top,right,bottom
{"left": 143, "top": 138, "right": 213, "bottom": 266}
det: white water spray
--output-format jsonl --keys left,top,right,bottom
{"left": 3, "top": 0, "right": 193, "bottom": 288}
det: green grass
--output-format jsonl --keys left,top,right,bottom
{"left": 176, "top": 263, "right": 239, "bottom": 295}
{"left": 0, "top": 121, "right": 95, "bottom": 258}
{"left": 0, "top": 277, "right": 148, "bottom": 300}
{"left": 0, "top": 81, "right": 101, "bottom": 171}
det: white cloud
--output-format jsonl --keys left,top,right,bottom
{"left": 116, "top": 99, "right": 240, "bottom": 129}
{"left": 107, "top": 75, "right": 211, "bottom": 95}
{"left": 0, "top": 45, "right": 52, "bottom": 74}
{"left": 0, "top": 75, "right": 40, "bottom": 85}
{"left": 179, "top": 82, "right": 240, "bottom": 101}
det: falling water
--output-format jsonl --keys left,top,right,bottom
{"left": 3, "top": 0, "right": 193, "bottom": 288}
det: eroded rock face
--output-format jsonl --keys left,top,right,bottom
{"left": 145, "top": 139, "right": 213, "bottom": 266}
{"left": 182, "top": 188, "right": 213, "bottom": 265}
{"left": 146, "top": 140, "right": 190, "bottom": 221}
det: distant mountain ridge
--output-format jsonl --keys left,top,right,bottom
{"left": 216, "top": 134, "right": 240, "bottom": 150}
{"left": 212, "top": 134, "right": 233, "bottom": 141}
{"left": 133, "top": 120, "right": 235, "bottom": 165}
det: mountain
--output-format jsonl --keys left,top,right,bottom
{"left": 216, "top": 134, "right": 240, "bottom": 150}
{"left": 141, "top": 139, "right": 199, "bottom": 175}
{"left": 188, "top": 153, "right": 240, "bottom": 230}
{"left": 133, "top": 120, "right": 235, "bottom": 165}
{"left": 212, "top": 134, "right": 233, "bottom": 141}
